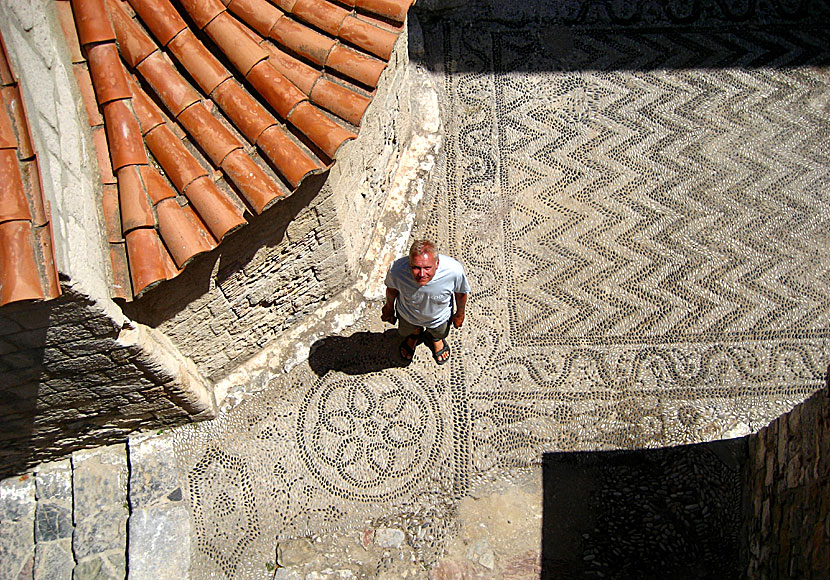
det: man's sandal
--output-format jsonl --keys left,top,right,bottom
{"left": 399, "top": 334, "right": 420, "bottom": 361}
{"left": 431, "top": 339, "right": 450, "bottom": 365}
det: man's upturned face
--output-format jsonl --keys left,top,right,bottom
{"left": 410, "top": 252, "right": 438, "bottom": 286}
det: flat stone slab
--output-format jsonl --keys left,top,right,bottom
{"left": 0, "top": 474, "right": 35, "bottom": 580}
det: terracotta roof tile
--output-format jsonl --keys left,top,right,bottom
{"left": 270, "top": 14, "right": 334, "bottom": 65}
{"left": 139, "top": 165, "right": 178, "bottom": 204}
{"left": 155, "top": 198, "right": 216, "bottom": 267}
{"left": 181, "top": 176, "right": 245, "bottom": 239}
{"left": 338, "top": 15, "right": 396, "bottom": 60}
{"left": 1, "top": 86, "right": 36, "bottom": 160}
{"left": 34, "top": 222, "right": 61, "bottom": 298}
{"left": 287, "top": 100, "right": 355, "bottom": 159}
{"left": 326, "top": 41, "right": 385, "bottom": 88}
{"left": 210, "top": 80, "right": 275, "bottom": 142}
{"left": 22, "top": 161, "right": 48, "bottom": 227}
{"left": 71, "top": 0, "right": 117, "bottom": 46}
{"left": 101, "top": 183, "right": 123, "bottom": 243}
{"left": 256, "top": 124, "right": 321, "bottom": 187}
{"left": 0, "top": 92, "right": 16, "bottom": 149}
{"left": 73, "top": 66, "right": 105, "bottom": 126}
{"left": 0, "top": 220, "right": 45, "bottom": 304}
{"left": 203, "top": 12, "right": 270, "bottom": 75}
{"left": 108, "top": 242, "right": 132, "bottom": 300}
{"left": 52, "top": 0, "right": 413, "bottom": 300}
{"left": 220, "top": 148, "right": 283, "bottom": 213}
{"left": 176, "top": 103, "right": 241, "bottom": 165}
{"left": 167, "top": 30, "right": 232, "bottom": 95}
{"left": 87, "top": 43, "right": 133, "bottom": 105}
{"left": 353, "top": 0, "right": 411, "bottom": 23}
{"left": 56, "top": 1, "right": 86, "bottom": 63}
{"left": 116, "top": 164, "right": 155, "bottom": 233}
{"left": 92, "top": 126, "right": 117, "bottom": 184}
{"left": 0, "top": 149, "right": 31, "bottom": 222}
{"left": 135, "top": 53, "right": 202, "bottom": 117}
{"left": 225, "top": 0, "right": 282, "bottom": 38}
{"left": 246, "top": 60, "right": 306, "bottom": 118}
{"left": 310, "top": 77, "right": 370, "bottom": 126}
{"left": 291, "top": 0, "right": 348, "bottom": 33}
{"left": 143, "top": 124, "right": 209, "bottom": 190}
{"left": 128, "top": 0, "right": 187, "bottom": 46}
{"left": 179, "top": 0, "right": 227, "bottom": 30}
{"left": 106, "top": 0, "right": 158, "bottom": 68}
{"left": 124, "top": 226, "right": 179, "bottom": 296}
{"left": 102, "top": 99, "right": 148, "bottom": 170}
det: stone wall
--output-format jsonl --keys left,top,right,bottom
{"left": 742, "top": 379, "right": 830, "bottom": 578}
{"left": 125, "top": 31, "right": 414, "bottom": 381}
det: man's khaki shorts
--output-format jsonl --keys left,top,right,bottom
{"left": 397, "top": 314, "right": 451, "bottom": 341}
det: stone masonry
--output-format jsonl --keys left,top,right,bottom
{"left": 742, "top": 376, "right": 830, "bottom": 578}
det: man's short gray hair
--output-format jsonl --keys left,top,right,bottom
{"left": 409, "top": 239, "right": 438, "bottom": 261}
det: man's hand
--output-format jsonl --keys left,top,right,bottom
{"left": 381, "top": 302, "right": 396, "bottom": 323}
{"left": 452, "top": 292, "right": 468, "bottom": 328}
{"left": 451, "top": 310, "right": 465, "bottom": 328}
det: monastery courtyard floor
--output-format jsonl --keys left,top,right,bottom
{"left": 170, "top": 5, "right": 830, "bottom": 578}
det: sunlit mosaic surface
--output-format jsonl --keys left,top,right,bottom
{"left": 174, "top": 4, "right": 830, "bottom": 577}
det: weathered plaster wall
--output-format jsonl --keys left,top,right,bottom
{"left": 126, "top": 31, "right": 414, "bottom": 381}
{"left": 742, "top": 381, "right": 830, "bottom": 577}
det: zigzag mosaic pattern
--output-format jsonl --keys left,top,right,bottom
{"left": 174, "top": 11, "right": 830, "bottom": 577}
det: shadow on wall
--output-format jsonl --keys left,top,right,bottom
{"left": 122, "top": 171, "right": 329, "bottom": 328}
{"left": 541, "top": 438, "right": 747, "bottom": 579}
{"left": 412, "top": 0, "right": 830, "bottom": 72}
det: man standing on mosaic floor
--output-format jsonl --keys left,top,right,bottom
{"left": 381, "top": 240, "right": 471, "bottom": 364}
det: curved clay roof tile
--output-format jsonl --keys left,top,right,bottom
{"left": 338, "top": 15, "right": 396, "bottom": 60}
{"left": 270, "top": 16, "right": 334, "bottom": 66}
{"left": 287, "top": 100, "right": 354, "bottom": 159}
{"left": 2, "top": 86, "right": 36, "bottom": 159}
{"left": 180, "top": 176, "right": 246, "bottom": 240}
{"left": 138, "top": 165, "right": 178, "bottom": 205}
{"left": 292, "top": 0, "right": 349, "bottom": 33}
{"left": 256, "top": 124, "right": 321, "bottom": 187}
{"left": 221, "top": 149, "right": 284, "bottom": 213}
{"left": 87, "top": 43, "right": 133, "bottom": 105}
{"left": 106, "top": 0, "right": 157, "bottom": 68}
{"left": 0, "top": 95, "right": 17, "bottom": 149}
{"left": 326, "top": 43, "right": 385, "bottom": 88}
{"left": 211, "top": 81, "right": 276, "bottom": 142}
{"left": 71, "top": 0, "right": 117, "bottom": 46}
{"left": 167, "top": 30, "right": 233, "bottom": 95}
{"left": 116, "top": 164, "right": 155, "bottom": 233}
{"left": 246, "top": 60, "right": 306, "bottom": 118}
{"left": 129, "top": 82, "right": 166, "bottom": 134}
{"left": 176, "top": 104, "right": 241, "bottom": 165}
{"left": 155, "top": 198, "right": 216, "bottom": 268}
{"left": 135, "top": 52, "right": 202, "bottom": 118}
{"left": 178, "top": 0, "right": 227, "bottom": 30}
{"left": 142, "top": 124, "right": 209, "bottom": 192}
{"left": 354, "top": 0, "right": 411, "bottom": 23}
{"left": 226, "top": 0, "right": 283, "bottom": 38}
{"left": 310, "top": 78, "right": 370, "bottom": 126}
{"left": 0, "top": 221, "right": 45, "bottom": 305}
{"left": 125, "top": 227, "right": 179, "bottom": 296}
{"left": 102, "top": 99, "right": 148, "bottom": 170}
{"left": 203, "top": 12, "right": 269, "bottom": 75}
{"left": 127, "top": 0, "right": 187, "bottom": 46}
{"left": 0, "top": 149, "right": 31, "bottom": 223}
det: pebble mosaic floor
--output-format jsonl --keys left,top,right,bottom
{"left": 173, "top": 5, "right": 830, "bottom": 577}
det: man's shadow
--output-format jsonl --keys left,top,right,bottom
{"left": 308, "top": 330, "right": 410, "bottom": 376}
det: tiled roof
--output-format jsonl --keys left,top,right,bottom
{"left": 58, "top": 0, "right": 412, "bottom": 299}
{"left": 0, "top": 32, "right": 61, "bottom": 307}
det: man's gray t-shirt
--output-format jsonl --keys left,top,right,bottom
{"left": 385, "top": 254, "right": 471, "bottom": 328}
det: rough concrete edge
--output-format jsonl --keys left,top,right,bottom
{"left": 213, "top": 12, "right": 442, "bottom": 411}
{"left": 118, "top": 323, "right": 217, "bottom": 420}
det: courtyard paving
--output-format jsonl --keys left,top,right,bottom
{"left": 168, "top": 3, "right": 829, "bottom": 578}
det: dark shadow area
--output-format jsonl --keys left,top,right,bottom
{"left": 541, "top": 438, "right": 747, "bottom": 579}
{"left": 412, "top": 0, "right": 830, "bottom": 72}
{"left": 308, "top": 330, "right": 411, "bottom": 376}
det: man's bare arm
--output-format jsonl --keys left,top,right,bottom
{"left": 452, "top": 292, "right": 468, "bottom": 328}
{"left": 381, "top": 287, "right": 399, "bottom": 322}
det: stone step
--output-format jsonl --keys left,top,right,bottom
{"left": 0, "top": 432, "right": 191, "bottom": 580}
